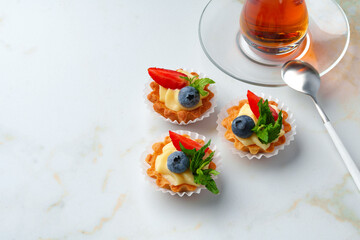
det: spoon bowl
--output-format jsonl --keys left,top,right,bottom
{"left": 281, "top": 60, "right": 320, "bottom": 97}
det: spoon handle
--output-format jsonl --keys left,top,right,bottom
{"left": 324, "top": 121, "right": 360, "bottom": 191}
{"left": 312, "top": 98, "right": 360, "bottom": 190}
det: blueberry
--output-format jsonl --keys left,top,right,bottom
{"left": 167, "top": 151, "right": 190, "bottom": 174}
{"left": 178, "top": 86, "right": 200, "bottom": 108}
{"left": 231, "top": 115, "right": 255, "bottom": 138}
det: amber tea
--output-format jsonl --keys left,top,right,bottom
{"left": 240, "top": 0, "right": 308, "bottom": 54}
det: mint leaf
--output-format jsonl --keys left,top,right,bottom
{"left": 179, "top": 76, "right": 196, "bottom": 83}
{"left": 190, "top": 78, "right": 215, "bottom": 96}
{"left": 254, "top": 126, "right": 269, "bottom": 143}
{"left": 180, "top": 76, "right": 215, "bottom": 97}
{"left": 252, "top": 99, "right": 273, "bottom": 138}
{"left": 179, "top": 142, "right": 196, "bottom": 157}
{"left": 267, "top": 110, "right": 283, "bottom": 143}
{"left": 252, "top": 100, "right": 283, "bottom": 144}
{"left": 205, "top": 179, "right": 219, "bottom": 194}
{"left": 194, "top": 172, "right": 219, "bottom": 194}
{"left": 179, "top": 139, "right": 219, "bottom": 194}
{"left": 202, "top": 168, "right": 220, "bottom": 176}
{"left": 189, "top": 140, "right": 211, "bottom": 172}
{"left": 199, "top": 151, "right": 214, "bottom": 170}
{"left": 257, "top": 99, "right": 275, "bottom": 125}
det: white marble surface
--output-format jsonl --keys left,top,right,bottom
{"left": 0, "top": 0, "right": 360, "bottom": 239}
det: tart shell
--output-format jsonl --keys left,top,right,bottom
{"left": 141, "top": 130, "right": 222, "bottom": 197}
{"left": 221, "top": 99, "right": 291, "bottom": 154}
{"left": 145, "top": 135, "right": 216, "bottom": 193}
{"left": 147, "top": 82, "right": 214, "bottom": 124}
{"left": 145, "top": 69, "right": 216, "bottom": 125}
{"left": 217, "top": 94, "right": 296, "bottom": 159}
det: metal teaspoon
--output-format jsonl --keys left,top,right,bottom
{"left": 281, "top": 60, "right": 360, "bottom": 191}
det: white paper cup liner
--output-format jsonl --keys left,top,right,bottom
{"left": 144, "top": 68, "right": 217, "bottom": 125}
{"left": 140, "top": 130, "right": 222, "bottom": 197}
{"left": 216, "top": 93, "right": 296, "bottom": 159}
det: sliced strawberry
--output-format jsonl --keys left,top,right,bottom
{"left": 247, "top": 90, "right": 261, "bottom": 118}
{"left": 148, "top": 68, "right": 188, "bottom": 89}
{"left": 247, "top": 90, "right": 278, "bottom": 121}
{"left": 169, "top": 131, "right": 209, "bottom": 152}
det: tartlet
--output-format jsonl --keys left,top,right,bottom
{"left": 143, "top": 130, "right": 221, "bottom": 196}
{"left": 217, "top": 91, "right": 296, "bottom": 159}
{"left": 146, "top": 68, "right": 216, "bottom": 124}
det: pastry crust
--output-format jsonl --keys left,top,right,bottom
{"left": 147, "top": 72, "right": 214, "bottom": 123}
{"left": 221, "top": 99, "right": 292, "bottom": 154}
{"left": 145, "top": 135, "right": 216, "bottom": 193}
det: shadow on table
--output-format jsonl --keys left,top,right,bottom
{"left": 247, "top": 140, "right": 300, "bottom": 170}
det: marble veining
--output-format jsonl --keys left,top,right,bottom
{"left": 47, "top": 173, "right": 69, "bottom": 212}
{"left": 287, "top": 174, "right": 360, "bottom": 231}
{"left": 80, "top": 194, "right": 127, "bottom": 235}
{"left": 0, "top": 0, "right": 359, "bottom": 239}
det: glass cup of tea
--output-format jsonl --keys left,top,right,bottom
{"left": 240, "top": 0, "right": 309, "bottom": 55}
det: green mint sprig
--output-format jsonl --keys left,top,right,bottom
{"left": 180, "top": 76, "right": 215, "bottom": 96}
{"left": 252, "top": 99, "right": 283, "bottom": 144}
{"left": 179, "top": 141, "right": 219, "bottom": 194}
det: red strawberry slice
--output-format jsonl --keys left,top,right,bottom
{"left": 247, "top": 90, "right": 278, "bottom": 121}
{"left": 148, "top": 68, "right": 188, "bottom": 89}
{"left": 169, "top": 131, "right": 209, "bottom": 153}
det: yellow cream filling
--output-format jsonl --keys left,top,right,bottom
{"left": 155, "top": 142, "right": 199, "bottom": 187}
{"left": 158, "top": 70, "right": 205, "bottom": 112}
{"left": 159, "top": 86, "right": 203, "bottom": 111}
{"left": 234, "top": 103, "right": 284, "bottom": 150}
